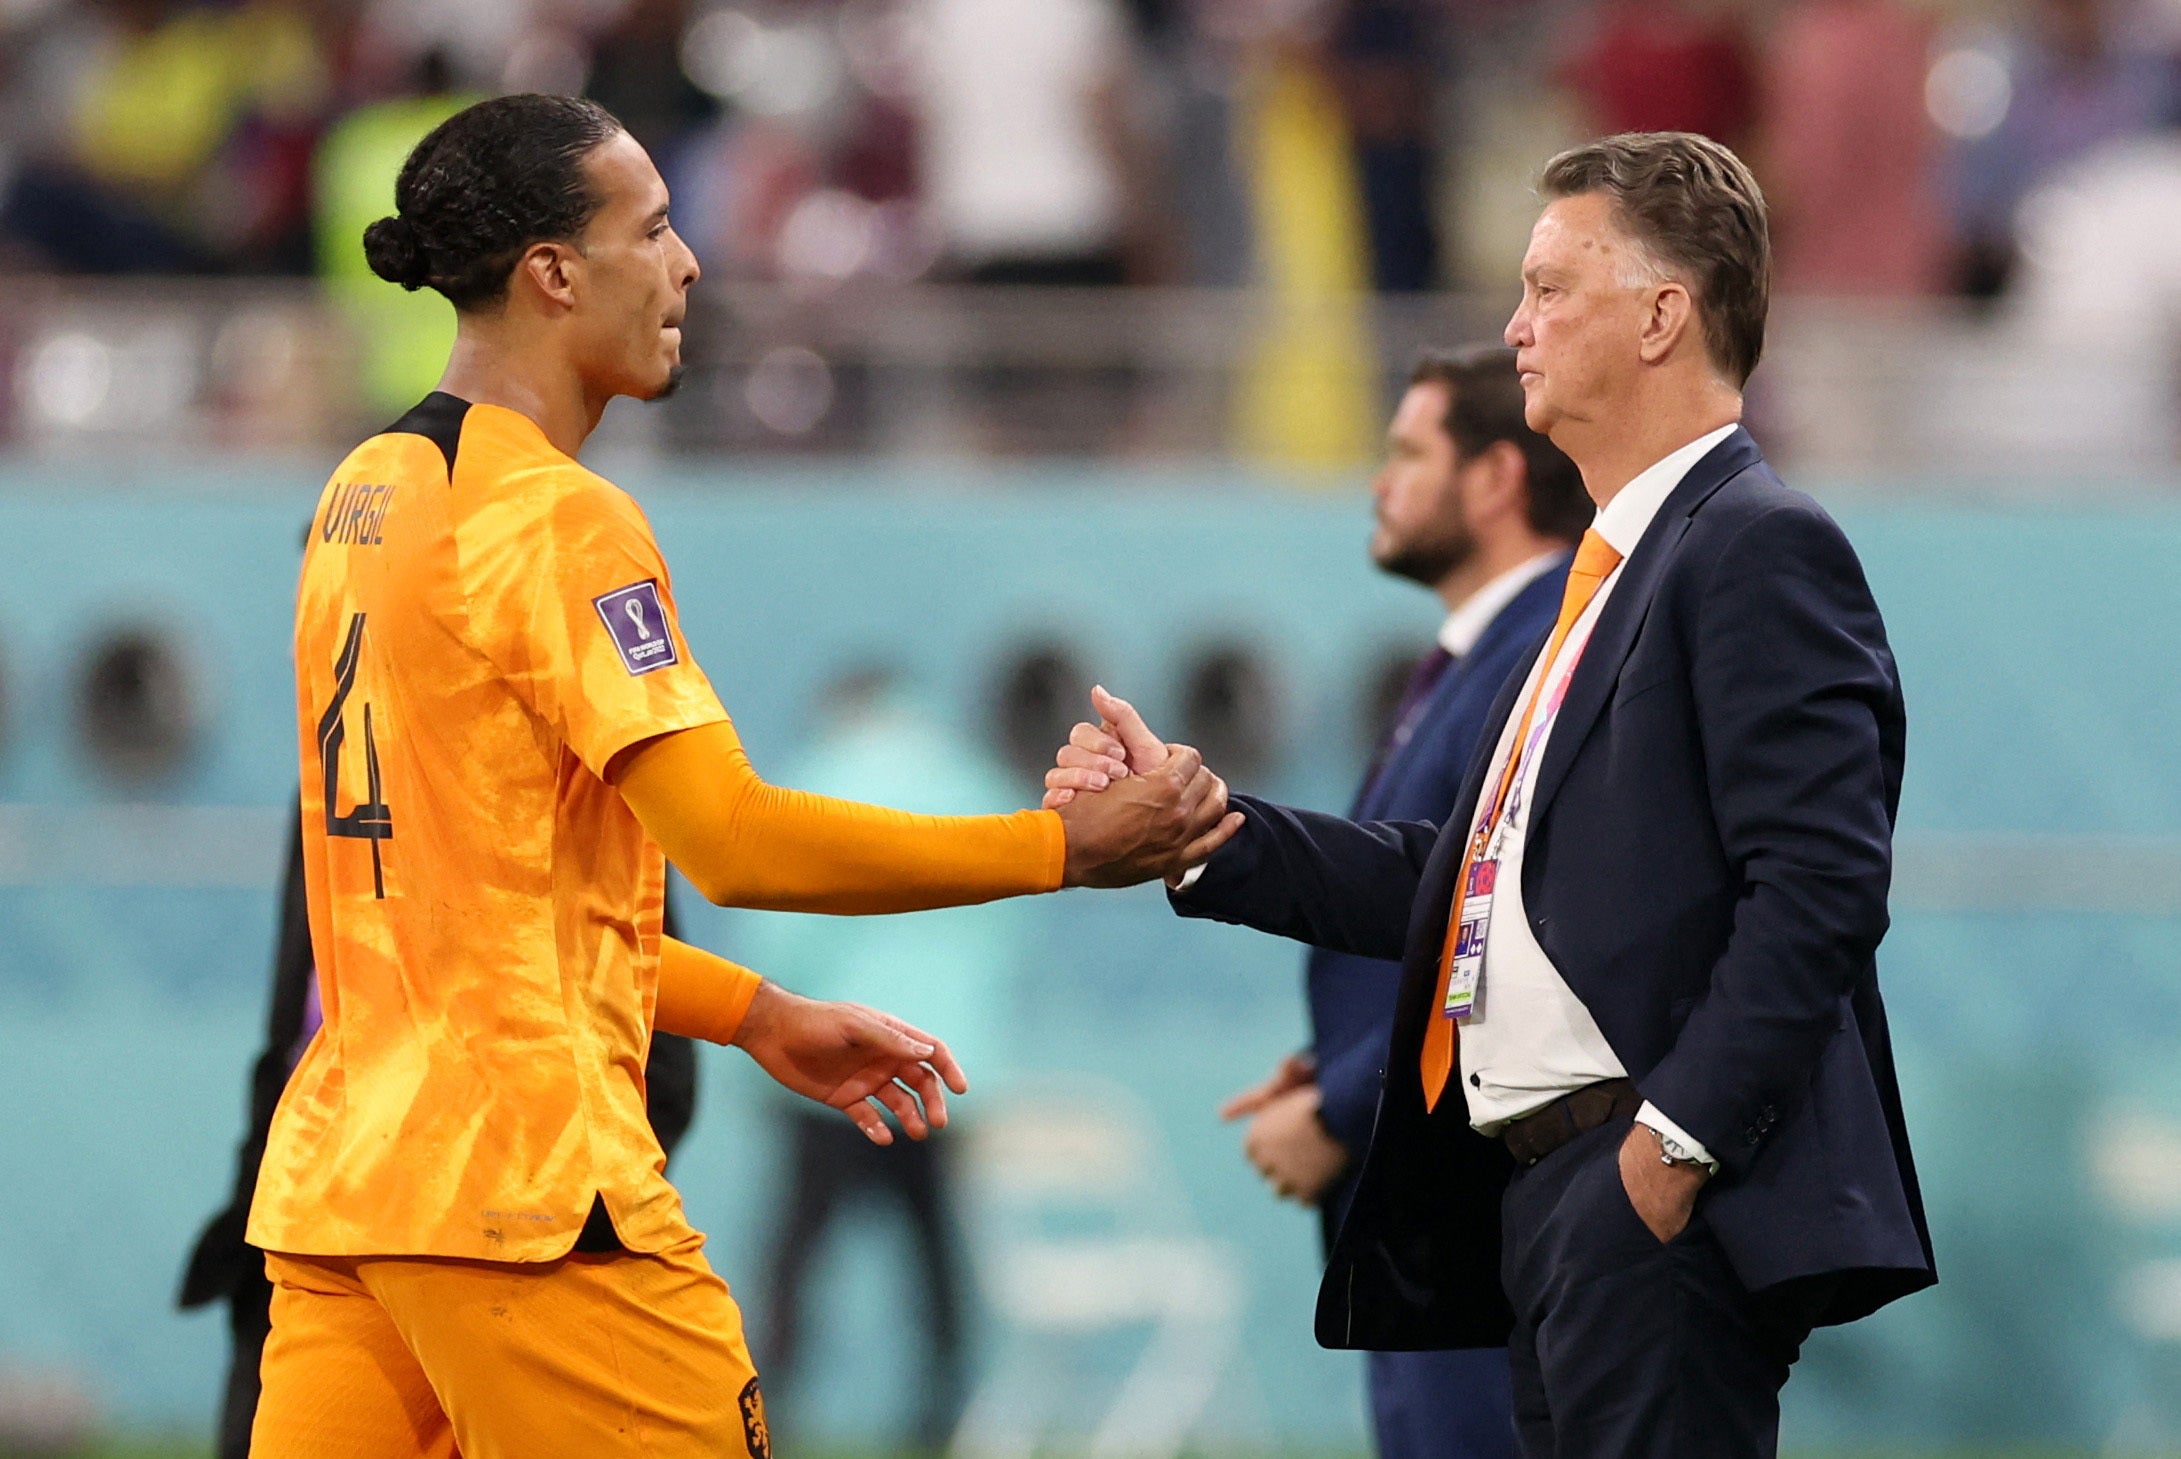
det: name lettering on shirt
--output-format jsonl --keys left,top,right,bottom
{"left": 319, "top": 481, "right": 398, "bottom": 547}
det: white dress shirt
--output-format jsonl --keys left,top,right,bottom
{"left": 1436, "top": 551, "right": 1567, "bottom": 658}
{"left": 1455, "top": 425, "right": 1737, "bottom": 1160}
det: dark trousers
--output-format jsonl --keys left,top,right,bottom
{"left": 212, "top": 1263, "right": 273, "bottom": 1459}
{"left": 759, "top": 1109, "right": 965, "bottom": 1450}
{"left": 1499, "top": 1117, "right": 1834, "bottom": 1459}
{"left": 1367, "top": 1346, "right": 1518, "bottom": 1459}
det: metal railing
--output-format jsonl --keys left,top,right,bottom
{"left": 1, "top": 276, "right": 2173, "bottom": 486}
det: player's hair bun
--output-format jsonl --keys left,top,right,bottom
{"left": 362, "top": 215, "right": 430, "bottom": 290}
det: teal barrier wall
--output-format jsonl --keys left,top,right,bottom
{"left": 0, "top": 460, "right": 2177, "bottom": 1451}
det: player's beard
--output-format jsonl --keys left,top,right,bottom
{"left": 644, "top": 365, "right": 686, "bottom": 402}
{"left": 1375, "top": 517, "right": 1475, "bottom": 589}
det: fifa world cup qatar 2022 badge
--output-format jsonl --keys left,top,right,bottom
{"left": 593, "top": 581, "right": 680, "bottom": 676}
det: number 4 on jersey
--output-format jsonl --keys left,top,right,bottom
{"left": 319, "top": 612, "right": 394, "bottom": 897}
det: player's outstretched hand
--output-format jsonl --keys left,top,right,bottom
{"left": 731, "top": 981, "right": 969, "bottom": 1145}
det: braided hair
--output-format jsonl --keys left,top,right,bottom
{"left": 362, "top": 95, "right": 625, "bottom": 311}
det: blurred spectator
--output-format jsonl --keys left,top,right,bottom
{"left": 348, "top": 0, "right": 547, "bottom": 96}
{"left": 1131, "top": 0, "right": 1253, "bottom": 287}
{"left": 1997, "top": 107, "right": 2181, "bottom": 463}
{"left": 0, "top": 0, "right": 333, "bottom": 274}
{"left": 1330, "top": 0, "right": 1443, "bottom": 291}
{"left": 583, "top": 0, "right": 720, "bottom": 174}
{"left": 2012, "top": 119, "right": 2181, "bottom": 341}
{"left": 659, "top": 1, "right": 918, "bottom": 281}
{"left": 745, "top": 668, "right": 1031, "bottom": 1453}
{"left": 1557, "top": 0, "right": 1757, "bottom": 149}
{"left": 1228, "top": 6, "right": 1379, "bottom": 467}
{"left": 311, "top": 55, "right": 474, "bottom": 418}
{"left": 1947, "top": 0, "right": 2174, "bottom": 297}
{"left": 910, "top": 0, "right": 1171, "bottom": 284}
{"left": 1761, "top": 0, "right": 1948, "bottom": 297}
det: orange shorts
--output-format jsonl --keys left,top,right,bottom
{"left": 251, "top": 1236, "right": 767, "bottom": 1459}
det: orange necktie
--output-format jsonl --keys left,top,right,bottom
{"left": 1421, "top": 529, "right": 1624, "bottom": 1110}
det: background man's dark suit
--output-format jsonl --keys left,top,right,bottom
{"left": 177, "top": 817, "right": 700, "bottom": 1459}
{"left": 1180, "top": 432, "right": 1935, "bottom": 1445}
{"left": 1313, "top": 564, "right": 1563, "bottom": 1459}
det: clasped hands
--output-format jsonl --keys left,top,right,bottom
{"left": 1047, "top": 685, "right": 1244, "bottom": 887}
{"left": 1219, "top": 1052, "right": 1349, "bottom": 1206}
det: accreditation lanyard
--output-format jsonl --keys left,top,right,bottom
{"left": 1443, "top": 627, "right": 1594, "bottom": 1022}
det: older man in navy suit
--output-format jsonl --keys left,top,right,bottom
{"left": 1215, "top": 346, "right": 1583, "bottom": 1459}
{"left": 1049, "top": 133, "right": 1933, "bottom": 1458}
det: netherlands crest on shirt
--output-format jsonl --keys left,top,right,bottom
{"left": 593, "top": 581, "right": 679, "bottom": 676}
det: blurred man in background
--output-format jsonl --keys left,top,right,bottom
{"left": 1948, "top": 0, "right": 2173, "bottom": 296}
{"left": 748, "top": 668, "right": 1031, "bottom": 1454}
{"left": 912, "top": 0, "right": 1168, "bottom": 287}
{"left": 1214, "top": 346, "right": 1586, "bottom": 1459}
{"left": 1761, "top": 0, "right": 1948, "bottom": 299}
{"left": 0, "top": 0, "right": 329, "bottom": 274}
{"left": 1329, "top": 1, "right": 1444, "bottom": 292}
{"left": 311, "top": 52, "right": 475, "bottom": 420}
{"left": 1557, "top": 0, "right": 1757, "bottom": 152}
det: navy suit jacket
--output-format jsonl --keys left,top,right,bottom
{"left": 1311, "top": 562, "right": 1568, "bottom": 1246}
{"left": 1179, "top": 430, "right": 1935, "bottom": 1350}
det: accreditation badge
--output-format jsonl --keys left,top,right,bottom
{"left": 1444, "top": 839, "right": 1497, "bottom": 1023}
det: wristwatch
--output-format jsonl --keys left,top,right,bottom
{"left": 1653, "top": 1127, "right": 1720, "bottom": 1176}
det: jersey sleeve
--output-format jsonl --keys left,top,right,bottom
{"left": 460, "top": 474, "right": 728, "bottom": 779}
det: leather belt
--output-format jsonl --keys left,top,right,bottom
{"left": 1500, "top": 1077, "right": 1642, "bottom": 1166}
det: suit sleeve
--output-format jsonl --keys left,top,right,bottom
{"left": 1640, "top": 503, "right": 1900, "bottom": 1174}
{"left": 1312, "top": 1039, "right": 1386, "bottom": 1154}
{"left": 1170, "top": 793, "right": 1442, "bottom": 962}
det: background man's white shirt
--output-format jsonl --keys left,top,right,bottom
{"left": 1437, "top": 551, "right": 1565, "bottom": 658}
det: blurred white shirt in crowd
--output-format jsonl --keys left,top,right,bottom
{"left": 2006, "top": 134, "right": 2181, "bottom": 464}
{"left": 2013, "top": 134, "right": 2181, "bottom": 341}
{"left": 911, "top": 0, "right": 1129, "bottom": 267}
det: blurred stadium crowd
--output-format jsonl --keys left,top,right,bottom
{"left": 1, "top": 0, "right": 2181, "bottom": 466}
{"left": 2, "top": 0, "right": 2178, "bottom": 300}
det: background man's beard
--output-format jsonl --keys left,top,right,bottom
{"left": 644, "top": 365, "right": 686, "bottom": 402}
{"left": 1375, "top": 530, "right": 1474, "bottom": 588}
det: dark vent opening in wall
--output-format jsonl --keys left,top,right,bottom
{"left": 76, "top": 626, "right": 198, "bottom": 785}
{"left": 1178, "top": 642, "right": 1281, "bottom": 786}
{"left": 991, "top": 642, "right": 1092, "bottom": 788}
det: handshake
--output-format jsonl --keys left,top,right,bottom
{"left": 1046, "top": 685, "right": 1245, "bottom": 889}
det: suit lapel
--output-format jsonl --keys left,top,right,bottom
{"left": 1387, "top": 635, "right": 1545, "bottom": 1067}
{"left": 1426, "top": 568, "right": 1566, "bottom": 831}
{"left": 1527, "top": 429, "right": 1760, "bottom": 828}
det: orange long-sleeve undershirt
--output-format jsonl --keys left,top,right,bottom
{"left": 654, "top": 935, "right": 764, "bottom": 1045}
{"left": 612, "top": 719, "right": 1066, "bottom": 915}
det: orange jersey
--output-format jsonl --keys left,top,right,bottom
{"left": 250, "top": 394, "right": 729, "bottom": 1262}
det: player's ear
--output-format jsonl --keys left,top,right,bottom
{"left": 517, "top": 241, "right": 581, "bottom": 312}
